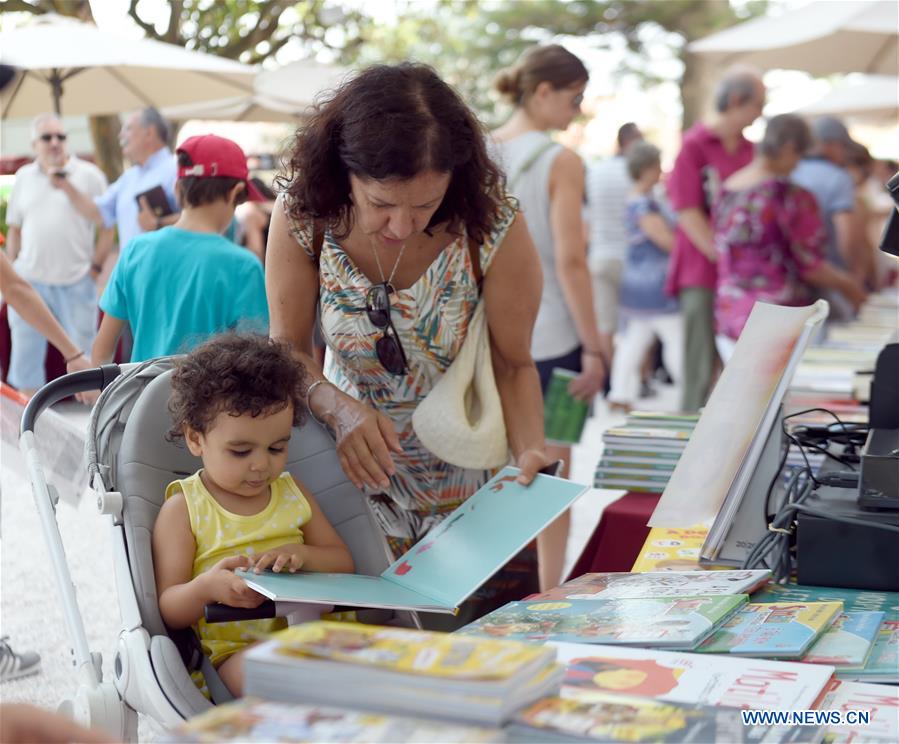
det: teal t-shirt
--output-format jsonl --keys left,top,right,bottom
{"left": 100, "top": 226, "right": 269, "bottom": 362}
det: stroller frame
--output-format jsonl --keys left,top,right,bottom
{"left": 20, "top": 360, "right": 409, "bottom": 740}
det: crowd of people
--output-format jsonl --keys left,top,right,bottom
{"left": 0, "top": 47, "right": 896, "bottom": 716}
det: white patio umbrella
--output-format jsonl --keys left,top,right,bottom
{"left": 0, "top": 14, "right": 256, "bottom": 119}
{"left": 161, "top": 60, "right": 350, "bottom": 123}
{"left": 689, "top": 0, "right": 899, "bottom": 76}
{"left": 797, "top": 75, "right": 899, "bottom": 121}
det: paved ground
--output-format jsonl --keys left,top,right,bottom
{"left": 0, "top": 383, "right": 677, "bottom": 739}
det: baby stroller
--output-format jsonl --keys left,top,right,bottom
{"left": 20, "top": 358, "right": 413, "bottom": 741}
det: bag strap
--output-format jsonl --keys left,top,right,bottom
{"left": 468, "top": 237, "right": 482, "bottom": 291}
{"left": 311, "top": 220, "right": 324, "bottom": 261}
{"left": 509, "top": 139, "right": 556, "bottom": 191}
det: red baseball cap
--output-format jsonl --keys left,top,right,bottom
{"left": 176, "top": 134, "right": 266, "bottom": 201}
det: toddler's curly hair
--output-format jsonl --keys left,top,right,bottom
{"left": 168, "top": 333, "right": 307, "bottom": 441}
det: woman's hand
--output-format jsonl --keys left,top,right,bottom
{"left": 567, "top": 351, "right": 607, "bottom": 401}
{"left": 515, "top": 448, "right": 559, "bottom": 486}
{"left": 313, "top": 384, "right": 403, "bottom": 491}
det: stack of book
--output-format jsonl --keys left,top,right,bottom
{"left": 752, "top": 583, "right": 899, "bottom": 684}
{"left": 163, "top": 698, "right": 502, "bottom": 743}
{"left": 459, "top": 571, "right": 771, "bottom": 650}
{"left": 594, "top": 413, "right": 697, "bottom": 493}
{"left": 243, "top": 621, "right": 563, "bottom": 726}
{"left": 508, "top": 693, "right": 816, "bottom": 743}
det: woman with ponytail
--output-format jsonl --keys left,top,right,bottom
{"left": 492, "top": 45, "right": 611, "bottom": 590}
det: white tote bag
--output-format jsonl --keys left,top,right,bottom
{"left": 412, "top": 300, "right": 510, "bottom": 469}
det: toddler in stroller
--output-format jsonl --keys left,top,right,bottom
{"left": 21, "top": 337, "right": 410, "bottom": 740}
{"left": 153, "top": 334, "right": 354, "bottom": 697}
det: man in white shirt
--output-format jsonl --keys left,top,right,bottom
{"left": 585, "top": 122, "right": 643, "bottom": 336}
{"left": 5, "top": 113, "right": 110, "bottom": 394}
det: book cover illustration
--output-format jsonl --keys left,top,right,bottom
{"left": 839, "top": 619, "right": 899, "bottom": 683}
{"left": 803, "top": 611, "right": 884, "bottom": 667}
{"left": 551, "top": 642, "right": 835, "bottom": 711}
{"left": 697, "top": 602, "right": 843, "bottom": 658}
{"left": 631, "top": 526, "right": 710, "bottom": 573}
{"left": 817, "top": 679, "right": 899, "bottom": 744}
{"left": 544, "top": 368, "right": 590, "bottom": 445}
{"left": 164, "top": 698, "right": 502, "bottom": 743}
{"left": 238, "top": 467, "right": 587, "bottom": 613}
{"left": 510, "top": 693, "right": 818, "bottom": 743}
{"left": 529, "top": 571, "right": 771, "bottom": 602}
{"left": 267, "top": 622, "right": 554, "bottom": 682}
{"left": 459, "top": 595, "right": 747, "bottom": 649}
{"left": 750, "top": 584, "right": 899, "bottom": 623}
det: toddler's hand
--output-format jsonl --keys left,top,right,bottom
{"left": 207, "top": 555, "right": 266, "bottom": 608}
{"left": 250, "top": 546, "right": 305, "bottom": 574}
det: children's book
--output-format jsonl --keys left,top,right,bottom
{"left": 838, "top": 619, "right": 899, "bottom": 683}
{"left": 803, "top": 611, "right": 884, "bottom": 667}
{"left": 527, "top": 571, "right": 771, "bottom": 602}
{"left": 816, "top": 678, "right": 899, "bottom": 744}
{"left": 750, "top": 583, "right": 899, "bottom": 623}
{"left": 602, "top": 448, "right": 682, "bottom": 461}
{"left": 550, "top": 642, "right": 835, "bottom": 710}
{"left": 163, "top": 698, "right": 503, "bottom": 743}
{"left": 244, "top": 622, "right": 562, "bottom": 726}
{"left": 627, "top": 411, "right": 700, "bottom": 429}
{"left": 238, "top": 467, "right": 587, "bottom": 613}
{"left": 597, "top": 457, "right": 678, "bottom": 470}
{"left": 508, "top": 693, "right": 820, "bottom": 743}
{"left": 458, "top": 595, "right": 748, "bottom": 649}
{"left": 697, "top": 602, "right": 843, "bottom": 658}
{"left": 631, "top": 526, "right": 710, "bottom": 572}
{"left": 603, "top": 427, "right": 691, "bottom": 449}
{"left": 544, "top": 368, "right": 590, "bottom": 445}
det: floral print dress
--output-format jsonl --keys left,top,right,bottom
{"left": 713, "top": 179, "right": 825, "bottom": 340}
{"left": 283, "top": 196, "right": 518, "bottom": 552}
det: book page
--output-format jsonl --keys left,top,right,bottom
{"left": 382, "top": 467, "right": 588, "bottom": 608}
{"left": 649, "top": 301, "right": 827, "bottom": 527}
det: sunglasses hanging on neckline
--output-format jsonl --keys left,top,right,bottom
{"left": 365, "top": 282, "right": 408, "bottom": 376}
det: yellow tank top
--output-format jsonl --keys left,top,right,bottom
{"left": 165, "top": 470, "right": 312, "bottom": 666}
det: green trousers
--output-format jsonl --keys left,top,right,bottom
{"left": 679, "top": 286, "right": 716, "bottom": 412}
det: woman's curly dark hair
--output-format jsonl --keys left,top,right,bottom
{"left": 167, "top": 333, "right": 307, "bottom": 441}
{"left": 276, "top": 63, "right": 505, "bottom": 244}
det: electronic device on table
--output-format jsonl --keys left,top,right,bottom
{"left": 704, "top": 340, "right": 899, "bottom": 591}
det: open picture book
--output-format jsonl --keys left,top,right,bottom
{"left": 238, "top": 467, "right": 589, "bottom": 614}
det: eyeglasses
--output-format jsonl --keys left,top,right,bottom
{"left": 365, "top": 283, "right": 408, "bottom": 376}
{"left": 39, "top": 133, "right": 67, "bottom": 142}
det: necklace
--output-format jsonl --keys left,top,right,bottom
{"left": 369, "top": 239, "right": 407, "bottom": 295}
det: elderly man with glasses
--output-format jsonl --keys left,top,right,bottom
{"left": 4, "top": 113, "right": 110, "bottom": 395}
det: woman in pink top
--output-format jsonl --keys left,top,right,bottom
{"left": 713, "top": 114, "right": 866, "bottom": 360}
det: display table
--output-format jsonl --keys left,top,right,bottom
{"left": 567, "top": 491, "right": 661, "bottom": 578}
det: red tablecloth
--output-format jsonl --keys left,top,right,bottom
{"left": 567, "top": 491, "right": 662, "bottom": 578}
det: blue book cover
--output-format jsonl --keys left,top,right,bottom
{"left": 751, "top": 583, "right": 899, "bottom": 623}
{"left": 698, "top": 602, "right": 843, "bottom": 658}
{"left": 803, "top": 611, "right": 885, "bottom": 666}
{"left": 458, "top": 595, "right": 748, "bottom": 649}
{"left": 238, "top": 467, "right": 588, "bottom": 614}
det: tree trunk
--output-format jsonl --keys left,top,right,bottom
{"left": 679, "top": 50, "right": 709, "bottom": 131}
{"left": 88, "top": 116, "right": 123, "bottom": 183}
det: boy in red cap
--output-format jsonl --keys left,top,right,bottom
{"left": 91, "top": 135, "right": 270, "bottom": 366}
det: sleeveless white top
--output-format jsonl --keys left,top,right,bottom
{"left": 490, "top": 131, "right": 579, "bottom": 360}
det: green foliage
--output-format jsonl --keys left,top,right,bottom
{"left": 125, "top": 0, "right": 371, "bottom": 66}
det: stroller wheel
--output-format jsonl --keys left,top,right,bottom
{"left": 58, "top": 683, "right": 138, "bottom": 742}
